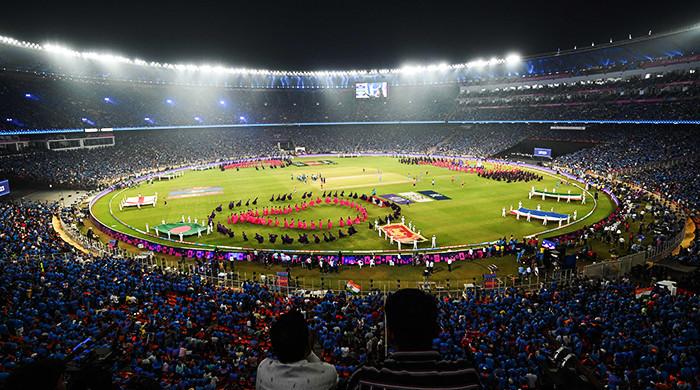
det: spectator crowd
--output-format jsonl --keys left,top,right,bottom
{"left": 0, "top": 199, "right": 698, "bottom": 389}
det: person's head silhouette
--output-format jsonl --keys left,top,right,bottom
{"left": 270, "top": 310, "right": 311, "bottom": 363}
{"left": 385, "top": 288, "right": 439, "bottom": 351}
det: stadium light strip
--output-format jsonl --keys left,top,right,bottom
{"left": 0, "top": 128, "right": 85, "bottom": 135}
{"left": 1, "top": 119, "right": 700, "bottom": 136}
{"left": 0, "top": 34, "right": 520, "bottom": 77}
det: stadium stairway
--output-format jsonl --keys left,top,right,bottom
{"left": 51, "top": 215, "right": 90, "bottom": 254}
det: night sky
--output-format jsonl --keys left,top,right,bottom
{"left": 1, "top": 0, "right": 698, "bottom": 70}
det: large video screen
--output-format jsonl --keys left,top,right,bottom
{"left": 0, "top": 179, "right": 9, "bottom": 197}
{"left": 533, "top": 148, "right": 552, "bottom": 158}
{"left": 355, "top": 82, "right": 388, "bottom": 99}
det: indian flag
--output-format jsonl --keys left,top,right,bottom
{"left": 635, "top": 287, "right": 653, "bottom": 298}
{"left": 346, "top": 280, "right": 361, "bottom": 294}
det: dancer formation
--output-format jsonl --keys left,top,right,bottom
{"left": 198, "top": 192, "right": 402, "bottom": 245}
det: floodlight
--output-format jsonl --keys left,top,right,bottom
{"left": 505, "top": 54, "right": 521, "bottom": 64}
{"left": 0, "top": 32, "right": 531, "bottom": 78}
{"left": 472, "top": 59, "right": 488, "bottom": 68}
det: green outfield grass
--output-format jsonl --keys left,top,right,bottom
{"left": 90, "top": 156, "right": 615, "bottom": 252}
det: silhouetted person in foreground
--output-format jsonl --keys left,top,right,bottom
{"left": 256, "top": 310, "right": 337, "bottom": 390}
{"left": 347, "top": 289, "right": 482, "bottom": 390}
{"left": 5, "top": 359, "right": 67, "bottom": 390}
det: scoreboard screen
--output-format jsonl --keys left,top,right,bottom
{"left": 0, "top": 179, "right": 9, "bottom": 197}
{"left": 355, "top": 82, "right": 388, "bottom": 99}
{"left": 534, "top": 148, "right": 552, "bottom": 158}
